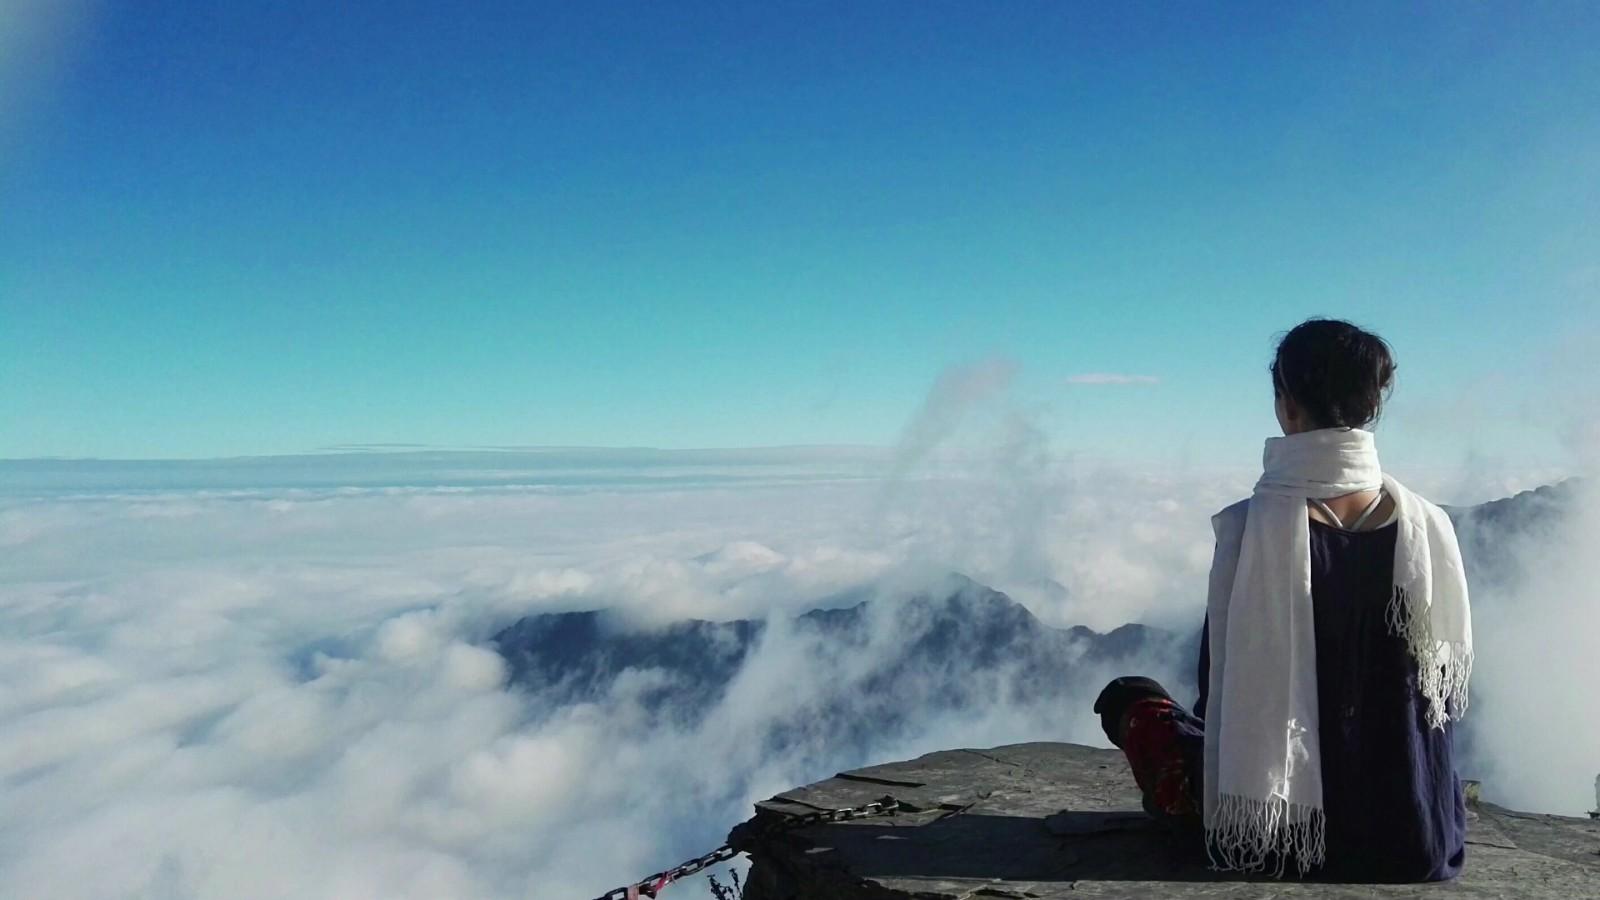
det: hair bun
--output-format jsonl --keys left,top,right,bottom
{"left": 1271, "top": 319, "right": 1395, "bottom": 429}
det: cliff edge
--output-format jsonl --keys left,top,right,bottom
{"left": 728, "top": 742, "right": 1599, "bottom": 899}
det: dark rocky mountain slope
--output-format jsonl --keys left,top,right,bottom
{"left": 494, "top": 574, "right": 1182, "bottom": 757}
{"left": 1444, "top": 478, "right": 1580, "bottom": 590}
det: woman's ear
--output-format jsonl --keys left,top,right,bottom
{"left": 1275, "top": 390, "right": 1300, "bottom": 435}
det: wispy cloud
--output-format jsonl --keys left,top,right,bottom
{"left": 888, "top": 358, "right": 1017, "bottom": 479}
{"left": 1065, "top": 373, "right": 1161, "bottom": 386}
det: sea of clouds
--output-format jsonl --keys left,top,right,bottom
{"left": 2, "top": 388, "right": 1594, "bottom": 899}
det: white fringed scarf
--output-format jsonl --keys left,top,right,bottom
{"left": 1203, "top": 427, "right": 1472, "bottom": 875}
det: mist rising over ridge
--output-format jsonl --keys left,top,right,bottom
{"left": 487, "top": 479, "right": 1587, "bottom": 805}
{"left": 496, "top": 477, "right": 1583, "bottom": 688}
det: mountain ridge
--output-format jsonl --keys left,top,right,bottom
{"left": 493, "top": 480, "right": 1582, "bottom": 716}
{"left": 492, "top": 573, "right": 1177, "bottom": 717}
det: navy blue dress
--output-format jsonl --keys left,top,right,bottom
{"left": 1195, "top": 518, "right": 1467, "bottom": 882}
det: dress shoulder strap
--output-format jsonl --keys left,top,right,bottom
{"left": 1308, "top": 497, "right": 1344, "bottom": 529}
{"left": 1308, "top": 490, "right": 1389, "bottom": 532}
{"left": 1347, "top": 489, "right": 1387, "bottom": 531}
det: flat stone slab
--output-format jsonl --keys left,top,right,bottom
{"left": 729, "top": 742, "right": 1600, "bottom": 899}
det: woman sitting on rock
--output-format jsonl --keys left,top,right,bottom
{"left": 1095, "top": 318, "right": 1472, "bottom": 881}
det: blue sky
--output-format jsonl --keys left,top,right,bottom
{"left": 3, "top": 2, "right": 1597, "bottom": 468}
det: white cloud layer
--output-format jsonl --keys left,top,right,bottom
{"left": 0, "top": 431, "right": 1593, "bottom": 898}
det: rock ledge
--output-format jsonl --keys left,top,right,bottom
{"left": 728, "top": 742, "right": 1599, "bottom": 899}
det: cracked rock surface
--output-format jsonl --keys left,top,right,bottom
{"left": 729, "top": 742, "right": 1600, "bottom": 899}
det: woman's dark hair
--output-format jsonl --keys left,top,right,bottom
{"left": 1270, "top": 318, "right": 1396, "bottom": 429}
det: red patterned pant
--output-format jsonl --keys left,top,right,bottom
{"left": 1118, "top": 697, "right": 1204, "bottom": 823}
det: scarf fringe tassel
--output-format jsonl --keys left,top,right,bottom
{"left": 1386, "top": 586, "right": 1474, "bottom": 729}
{"left": 1206, "top": 793, "right": 1327, "bottom": 877}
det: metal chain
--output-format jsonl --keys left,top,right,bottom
{"left": 587, "top": 795, "right": 899, "bottom": 900}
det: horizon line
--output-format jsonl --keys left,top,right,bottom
{"left": 0, "top": 443, "right": 902, "bottom": 465}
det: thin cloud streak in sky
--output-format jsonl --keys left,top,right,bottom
{"left": 1065, "top": 373, "right": 1161, "bottom": 386}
